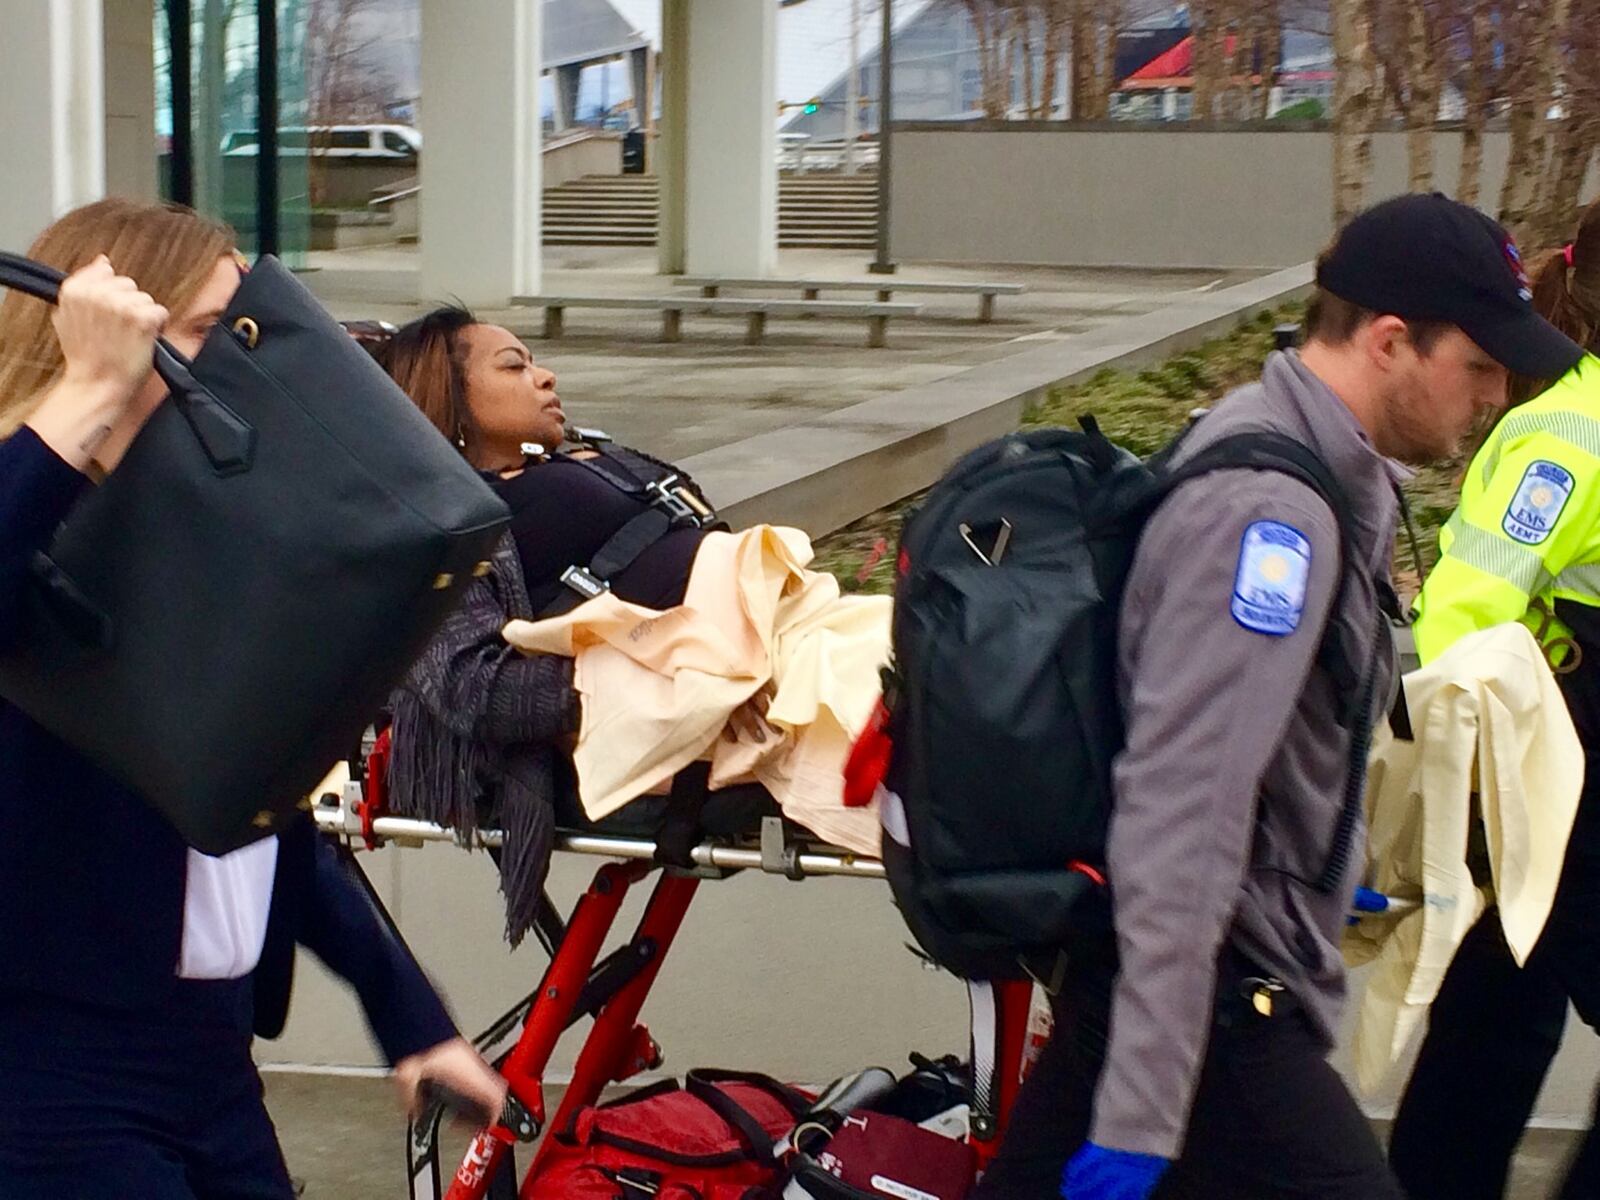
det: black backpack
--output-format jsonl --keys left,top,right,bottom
{"left": 877, "top": 417, "right": 1366, "bottom": 981}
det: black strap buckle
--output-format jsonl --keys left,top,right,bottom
{"left": 559, "top": 564, "right": 611, "bottom": 601}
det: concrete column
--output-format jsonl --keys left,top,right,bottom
{"left": 420, "top": 0, "right": 541, "bottom": 305}
{"left": 553, "top": 63, "right": 582, "bottom": 132}
{"left": 661, "top": 0, "right": 778, "bottom": 277}
{"left": 656, "top": 0, "right": 689, "bottom": 272}
{"left": 103, "top": 0, "right": 157, "bottom": 202}
{"left": 0, "top": 0, "right": 106, "bottom": 252}
{"left": 629, "top": 46, "right": 654, "bottom": 140}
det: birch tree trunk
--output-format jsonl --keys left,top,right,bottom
{"left": 1092, "top": 2, "right": 1121, "bottom": 120}
{"left": 1068, "top": 0, "right": 1092, "bottom": 119}
{"left": 1332, "top": 0, "right": 1378, "bottom": 225}
{"left": 1534, "top": 0, "right": 1600, "bottom": 241}
{"left": 1457, "top": 0, "right": 1490, "bottom": 206}
{"left": 1500, "top": 0, "right": 1571, "bottom": 238}
{"left": 1257, "top": 2, "right": 1282, "bottom": 120}
{"left": 1039, "top": 1, "right": 1065, "bottom": 118}
{"left": 1403, "top": 3, "right": 1441, "bottom": 192}
{"left": 1540, "top": 120, "right": 1596, "bottom": 242}
{"left": 1191, "top": 0, "right": 1222, "bottom": 121}
{"left": 1016, "top": 10, "right": 1036, "bottom": 117}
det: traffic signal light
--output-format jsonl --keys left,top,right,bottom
{"left": 803, "top": 98, "right": 820, "bottom": 114}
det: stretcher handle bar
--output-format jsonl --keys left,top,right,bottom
{"left": 311, "top": 809, "right": 1409, "bottom": 901}
{"left": 312, "top": 806, "right": 888, "bottom": 880}
{"left": 556, "top": 833, "right": 888, "bottom": 880}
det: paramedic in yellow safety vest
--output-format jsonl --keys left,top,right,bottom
{"left": 1393, "top": 197, "right": 1600, "bottom": 1200}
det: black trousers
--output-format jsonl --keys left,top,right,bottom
{"left": 0, "top": 980, "right": 295, "bottom": 1200}
{"left": 974, "top": 948, "right": 1403, "bottom": 1200}
{"left": 1389, "top": 763, "right": 1600, "bottom": 1200}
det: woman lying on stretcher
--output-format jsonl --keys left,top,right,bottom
{"left": 367, "top": 308, "right": 886, "bottom": 944}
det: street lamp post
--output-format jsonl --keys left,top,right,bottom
{"left": 166, "top": 0, "right": 194, "bottom": 206}
{"left": 869, "top": 0, "right": 896, "bottom": 274}
{"left": 844, "top": 0, "right": 860, "bottom": 175}
{"left": 256, "top": 0, "right": 279, "bottom": 257}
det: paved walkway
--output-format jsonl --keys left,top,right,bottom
{"left": 264, "top": 1073, "right": 1576, "bottom": 1198}
{"left": 301, "top": 244, "right": 1259, "bottom": 463}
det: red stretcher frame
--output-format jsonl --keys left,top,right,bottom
{"left": 312, "top": 749, "right": 1032, "bottom": 1200}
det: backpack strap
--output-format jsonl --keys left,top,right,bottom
{"left": 1153, "top": 430, "right": 1390, "bottom": 897}
{"left": 1158, "top": 431, "right": 1364, "bottom": 723}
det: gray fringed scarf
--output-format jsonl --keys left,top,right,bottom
{"left": 386, "top": 535, "right": 578, "bottom": 946}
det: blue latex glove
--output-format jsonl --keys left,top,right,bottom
{"left": 1351, "top": 885, "right": 1389, "bottom": 913}
{"left": 1062, "top": 1143, "right": 1172, "bottom": 1200}
{"left": 1347, "top": 885, "right": 1391, "bottom": 925}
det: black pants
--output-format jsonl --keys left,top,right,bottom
{"left": 1389, "top": 762, "right": 1600, "bottom": 1200}
{"left": 975, "top": 948, "right": 1402, "bottom": 1200}
{"left": 0, "top": 980, "right": 295, "bottom": 1200}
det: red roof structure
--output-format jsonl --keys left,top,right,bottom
{"left": 1122, "top": 33, "right": 1261, "bottom": 90}
{"left": 1125, "top": 35, "right": 1202, "bottom": 83}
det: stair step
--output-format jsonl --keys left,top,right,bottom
{"left": 540, "top": 170, "right": 878, "bottom": 247}
{"left": 543, "top": 206, "right": 877, "bottom": 214}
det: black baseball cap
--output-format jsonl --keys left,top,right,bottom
{"left": 1317, "top": 192, "right": 1583, "bottom": 380}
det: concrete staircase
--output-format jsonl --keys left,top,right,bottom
{"left": 542, "top": 174, "right": 878, "bottom": 249}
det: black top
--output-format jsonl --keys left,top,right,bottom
{"left": 494, "top": 456, "right": 705, "bottom": 612}
{"left": 0, "top": 428, "right": 454, "bottom": 1060}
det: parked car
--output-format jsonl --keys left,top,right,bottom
{"left": 221, "top": 124, "right": 421, "bottom": 159}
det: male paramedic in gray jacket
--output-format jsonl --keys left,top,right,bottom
{"left": 974, "top": 194, "right": 1586, "bottom": 1200}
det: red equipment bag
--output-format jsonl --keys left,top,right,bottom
{"left": 526, "top": 1069, "right": 812, "bottom": 1199}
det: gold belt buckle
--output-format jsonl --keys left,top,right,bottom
{"left": 1241, "top": 976, "right": 1285, "bottom": 1017}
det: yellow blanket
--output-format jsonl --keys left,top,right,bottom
{"left": 503, "top": 526, "right": 888, "bottom": 856}
{"left": 1345, "top": 622, "right": 1582, "bottom": 1093}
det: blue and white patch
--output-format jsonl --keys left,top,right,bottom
{"left": 1232, "top": 521, "right": 1313, "bottom": 636}
{"left": 1503, "top": 460, "right": 1574, "bottom": 546}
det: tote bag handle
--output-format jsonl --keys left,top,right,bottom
{"left": 0, "top": 250, "right": 255, "bottom": 475}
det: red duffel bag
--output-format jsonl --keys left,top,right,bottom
{"left": 526, "top": 1069, "right": 813, "bottom": 1199}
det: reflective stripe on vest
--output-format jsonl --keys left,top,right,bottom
{"left": 1481, "top": 408, "right": 1600, "bottom": 488}
{"left": 1555, "top": 560, "right": 1600, "bottom": 603}
{"left": 1442, "top": 511, "right": 1551, "bottom": 595}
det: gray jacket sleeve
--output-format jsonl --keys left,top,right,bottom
{"left": 1089, "top": 469, "right": 1341, "bottom": 1159}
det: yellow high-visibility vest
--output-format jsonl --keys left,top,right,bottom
{"left": 1415, "top": 355, "right": 1600, "bottom": 664}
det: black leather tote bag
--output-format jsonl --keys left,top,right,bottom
{"left": 0, "top": 252, "right": 508, "bottom": 853}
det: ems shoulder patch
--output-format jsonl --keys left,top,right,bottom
{"left": 1232, "top": 521, "right": 1313, "bottom": 636}
{"left": 1503, "top": 460, "right": 1574, "bottom": 546}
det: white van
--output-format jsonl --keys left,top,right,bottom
{"left": 221, "top": 124, "right": 421, "bottom": 159}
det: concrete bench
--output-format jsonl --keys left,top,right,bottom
{"left": 508, "top": 294, "right": 922, "bottom": 348}
{"left": 673, "top": 276, "right": 1026, "bottom": 322}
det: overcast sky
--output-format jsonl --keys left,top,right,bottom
{"left": 607, "top": 0, "right": 927, "bottom": 108}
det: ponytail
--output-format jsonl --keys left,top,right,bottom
{"left": 1510, "top": 201, "right": 1600, "bottom": 402}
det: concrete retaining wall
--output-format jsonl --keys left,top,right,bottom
{"left": 686, "top": 265, "right": 1315, "bottom": 536}
{"left": 890, "top": 122, "right": 1598, "bottom": 269}
{"left": 543, "top": 130, "right": 626, "bottom": 188}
